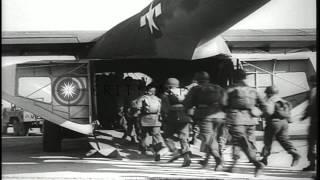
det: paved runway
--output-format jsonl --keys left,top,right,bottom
{"left": 2, "top": 134, "right": 317, "bottom": 180}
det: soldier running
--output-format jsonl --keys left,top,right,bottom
{"left": 301, "top": 74, "right": 318, "bottom": 171}
{"left": 260, "top": 86, "right": 301, "bottom": 167}
{"left": 161, "top": 78, "right": 193, "bottom": 167}
{"left": 135, "top": 84, "right": 167, "bottom": 161}
{"left": 183, "top": 71, "right": 227, "bottom": 171}
{"left": 225, "top": 69, "right": 266, "bottom": 177}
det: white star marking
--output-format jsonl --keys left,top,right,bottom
{"left": 60, "top": 81, "right": 77, "bottom": 99}
{"left": 140, "top": 2, "right": 162, "bottom": 34}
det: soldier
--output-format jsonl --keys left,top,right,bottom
{"left": 121, "top": 77, "right": 145, "bottom": 144}
{"left": 161, "top": 78, "right": 193, "bottom": 167}
{"left": 225, "top": 69, "right": 266, "bottom": 177}
{"left": 301, "top": 74, "right": 317, "bottom": 171}
{"left": 184, "top": 71, "right": 226, "bottom": 171}
{"left": 260, "top": 86, "right": 301, "bottom": 167}
{"left": 135, "top": 84, "right": 166, "bottom": 161}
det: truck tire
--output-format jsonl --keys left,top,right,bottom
{"left": 23, "top": 122, "right": 31, "bottom": 136}
{"left": 43, "top": 120, "right": 62, "bottom": 152}
{"left": 12, "top": 118, "right": 26, "bottom": 136}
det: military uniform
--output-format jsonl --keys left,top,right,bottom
{"left": 123, "top": 99, "right": 142, "bottom": 142}
{"left": 161, "top": 79, "right": 193, "bottom": 166}
{"left": 184, "top": 72, "right": 227, "bottom": 171}
{"left": 261, "top": 87, "right": 300, "bottom": 167}
{"left": 302, "top": 79, "right": 317, "bottom": 171}
{"left": 225, "top": 71, "right": 266, "bottom": 177}
{"left": 121, "top": 78, "right": 145, "bottom": 143}
{"left": 135, "top": 87, "right": 166, "bottom": 161}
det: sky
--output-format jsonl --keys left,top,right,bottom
{"left": 2, "top": 0, "right": 316, "bottom": 31}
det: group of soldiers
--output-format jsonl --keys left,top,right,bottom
{"left": 118, "top": 69, "right": 317, "bottom": 177}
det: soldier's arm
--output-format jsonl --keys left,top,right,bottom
{"left": 134, "top": 97, "right": 144, "bottom": 116}
{"left": 255, "top": 91, "right": 271, "bottom": 115}
{"left": 160, "top": 94, "right": 170, "bottom": 116}
{"left": 183, "top": 87, "right": 196, "bottom": 110}
{"left": 223, "top": 87, "right": 233, "bottom": 110}
{"left": 158, "top": 98, "right": 162, "bottom": 117}
{"left": 220, "top": 87, "right": 228, "bottom": 107}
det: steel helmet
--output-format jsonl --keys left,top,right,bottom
{"left": 194, "top": 71, "right": 210, "bottom": 82}
{"left": 265, "top": 86, "right": 279, "bottom": 95}
{"left": 166, "top": 78, "right": 180, "bottom": 88}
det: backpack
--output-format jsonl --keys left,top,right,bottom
{"left": 228, "top": 86, "right": 257, "bottom": 109}
{"left": 273, "top": 100, "right": 292, "bottom": 122}
{"left": 141, "top": 95, "right": 161, "bottom": 114}
{"left": 195, "top": 83, "right": 224, "bottom": 105}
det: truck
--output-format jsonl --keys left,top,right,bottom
{"left": 2, "top": 104, "right": 43, "bottom": 136}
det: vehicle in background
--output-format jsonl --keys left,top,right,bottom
{"left": 2, "top": 104, "right": 43, "bottom": 136}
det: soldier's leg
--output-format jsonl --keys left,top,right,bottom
{"left": 232, "top": 145, "right": 241, "bottom": 161}
{"left": 246, "top": 125, "right": 265, "bottom": 177}
{"left": 178, "top": 123, "right": 192, "bottom": 167}
{"left": 133, "top": 117, "right": 141, "bottom": 142}
{"left": 303, "top": 124, "right": 317, "bottom": 171}
{"left": 190, "top": 121, "right": 200, "bottom": 144}
{"left": 244, "top": 125, "right": 259, "bottom": 160}
{"left": 228, "top": 125, "right": 240, "bottom": 165}
{"left": 198, "top": 120, "right": 214, "bottom": 168}
{"left": 276, "top": 121, "right": 300, "bottom": 167}
{"left": 165, "top": 123, "right": 181, "bottom": 163}
{"left": 230, "top": 125, "right": 255, "bottom": 161}
{"left": 260, "top": 123, "right": 275, "bottom": 165}
{"left": 230, "top": 125, "right": 264, "bottom": 175}
{"left": 199, "top": 152, "right": 210, "bottom": 168}
{"left": 139, "top": 127, "right": 149, "bottom": 154}
{"left": 126, "top": 117, "right": 137, "bottom": 143}
{"left": 227, "top": 125, "right": 242, "bottom": 173}
{"left": 218, "top": 121, "right": 228, "bottom": 156}
{"left": 121, "top": 116, "right": 129, "bottom": 139}
{"left": 151, "top": 126, "right": 166, "bottom": 148}
{"left": 135, "top": 118, "right": 143, "bottom": 142}
{"left": 151, "top": 126, "right": 166, "bottom": 161}
{"left": 211, "top": 119, "right": 224, "bottom": 171}
{"left": 178, "top": 123, "right": 191, "bottom": 154}
{"left": 164, "top": 123, "right": 178, "bottom": 153}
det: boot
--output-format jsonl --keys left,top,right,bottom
{"left": 199, "top": 153, "right": 210, "bottom": 168}
{"left": 302, "top": 164, "right": 316, "bottom": 171}
{"left": 154, "top": 154, "right": 161, "bottom": 161}
{"left": 254, "top": 161, "right": 265, "bottom": 177}
{"left": 199, "top": 158, "right": 209, "bottom": 168}
{"left": 260, "top": 157, "right": 268, "bottom": 166}
{"left": 214, "top": 157, "right": 224, "bottom": 171}
{"left": 168, "top": 150, "right": 182, "bottom": 163}
{"left": 181, "top": 152, "right": 192, "bottom": 167}
{"left": 290, "top": 152, "right": 301, "bottom": 167}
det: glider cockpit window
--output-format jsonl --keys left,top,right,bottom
{"left": 18, "top": 77, "right": 52, "bottom": 103}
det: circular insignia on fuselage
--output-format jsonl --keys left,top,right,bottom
{"left": 53, "top": 77, "right": 85, "bottom": 106}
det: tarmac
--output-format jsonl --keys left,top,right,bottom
{"left": 1, "top": 127, "right": 317, "bottom": 180}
